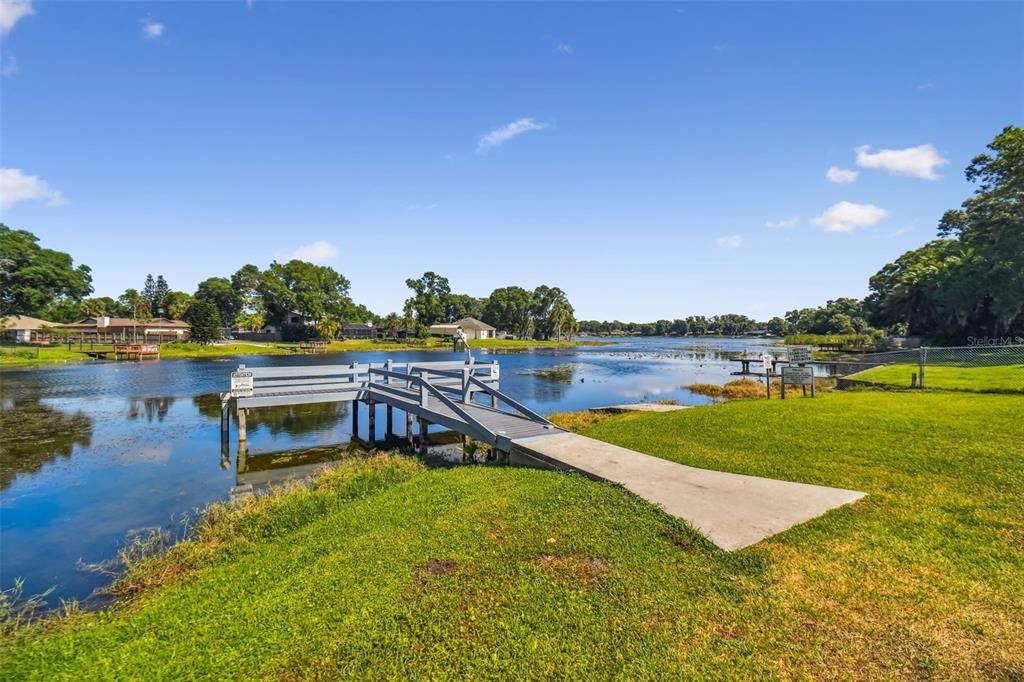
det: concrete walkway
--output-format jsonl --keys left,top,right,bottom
{"left": 510, "top": 432, "right": 865, "bottom": 550}
{"left": 590, "top": 403, "right": 692, "bottom": 413}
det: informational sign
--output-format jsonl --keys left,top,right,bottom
{"left": 788, "top": 345, "right": 813, "bottom": 364}
{"left": 782, "top": 366, "right": 814, "bottom": 386}
{"left": 230, "top": 370, "right": 254, "bottom": 397}
{"left": 761, "top": 354, "right": 773, "bottom": 371}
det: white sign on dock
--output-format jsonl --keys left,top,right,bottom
{"left": 230, "top": 370, "right": 254, "bottom": 397}
{"left": 761, "top": 354, "right": 773, "bottom": 371}
{"left": 788, "top": 346, "right": 813, "bottom": 364}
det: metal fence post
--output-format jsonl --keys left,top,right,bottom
{"left": 918, "top": 347, "right": 927, "bottom": 388}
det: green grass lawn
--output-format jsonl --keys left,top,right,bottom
{"left": 848, "top": 362, "right": 1024, "bottom": 392}
{"left": 0, "top": 345, "right": 111, "bottom": 366}
{"left": 2, "top": 392, "right": 1022, "bottom": 679}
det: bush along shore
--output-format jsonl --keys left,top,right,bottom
{"left": 2, "top": 389, "right": 1022, "bottom": 679}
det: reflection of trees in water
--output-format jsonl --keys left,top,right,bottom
{"left": 193, "top": 393, "right": 349, "bottom": 437}
{"left": 127, "top": 397, "right": 176, "bottom": 423}
{"left": 0, "top": 397, "right": 93, "bottom": 490}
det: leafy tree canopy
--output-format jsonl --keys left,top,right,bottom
{"left": 0, "top": 225, "right": 93, "bottom": 320}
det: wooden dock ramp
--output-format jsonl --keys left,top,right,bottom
{"left": 223, "top": 360, "right": 864, "bottom": 551}
{"left": 508, "top": 432, "right": 865, "bottom": 550}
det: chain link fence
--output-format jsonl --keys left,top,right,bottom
{"left": 827, "top": 344, "right": 1024, "bottom": 393}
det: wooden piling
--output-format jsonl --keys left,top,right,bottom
{"left": 462, "top": 434, "right": 470, "bottom": 463}
{"left": 236, "top": 407, "right": 247, "bottom": 443}
{"left": 418, "top": 417, "right": 429, "bottom": 455}
{"left": 367, "top": 401, "right": 376, "bottom": 445}
{"left": 406, "top": 411, "right": 414, "bottom": 448}
{"left": 386, "top": 405, "right": 393, "bottom": 442}
{"left": 351, "top": 400, "right": 359, "bottom": 439}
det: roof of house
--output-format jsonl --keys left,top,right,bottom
{"left": 1, "top": 315, "right": 56, "bottom": 330}
{"left": 454, "top": 317, "right": 495, "bottom": 331}
{"left": 342, "top": 322, "right": 376, "bottom": 330}
{"left": 59, "top": 317, "right": 190, "bottom": 329}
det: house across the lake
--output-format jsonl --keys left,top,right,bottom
{"left": 56, "top": 316, "right": 190, "bottom": 343}
{"left": 341, "top": 322, "right": 376, "bottom": 339}
{"left": 429, "top": 317, "right": 496, "bottom": 340}
{"left": 1, "top": 315, "right": 58, "bottom": 343}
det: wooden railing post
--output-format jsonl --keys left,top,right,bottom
{"left": 462, "top": 366, "right": 471, "bottom": 403}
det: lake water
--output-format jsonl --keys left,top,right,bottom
{"left": 0, "top": 336, "right": 783, "bottom": 605}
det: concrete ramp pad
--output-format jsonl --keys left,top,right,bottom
{"left": 511, "top": 432, "right": 865, "bottom": 551}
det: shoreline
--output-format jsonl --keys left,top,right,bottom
{"left": 0, "top": 338, "right": 610, "bottom": 369}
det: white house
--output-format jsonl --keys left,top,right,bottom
{"left": 429, "top": 317, "right": 496, "bottom": 340}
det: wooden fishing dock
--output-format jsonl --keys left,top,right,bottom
{"left": 79, "top": 343, "right": 161, "bottom": 360}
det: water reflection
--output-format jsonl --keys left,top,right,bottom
{"left": 0, "top": 395, "right": 93, "bottom": 490}
{"left": 127, "top": 396, "right": 176, "bottom": 422}
{"left": 193, "top": 393, "right": 350, "bottom": 437}
{"left": 234, "top": 445, "right": 350, "bottom": 494}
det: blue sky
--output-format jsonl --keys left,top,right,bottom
{"left": 1, "top": 1, "right": 1021, "bottom": 321}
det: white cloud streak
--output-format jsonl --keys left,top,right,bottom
{"left": 142, "top": 17, "right": 164, "bottom": 39}
{"left": 855, "top": 144, "right": 948, "bottom": 180}
{"left": 764, "top": 216, "right": 799, "bottom": 230}
{"left": 0, "top": 168, "right": 65, "bottom": 209}
{"left": 825, "top": 166, "right": 858, "bottom": 184}
{"left": 716, "top": 234, "right": 744, "bottom": 249}
{"left": 287, "top": 240, "right": 338, "bottom": 264}
{"left": 476, "top": 118, "right": 548, "bottom": 154}
{"left": 2, "top": 54, "right": 17, "bottom": 77}
{"left": 812, "top": 201, "right": 888, "bottom": 233}
{"left": 0, "top": 0, "right": 33, "bottom": 36}
{"left": 557, "top": 43, "right": 574, "bottom": 55}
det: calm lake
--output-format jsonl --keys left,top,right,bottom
{"left": 1, "top": 336, "right": 783, "bottom": 605}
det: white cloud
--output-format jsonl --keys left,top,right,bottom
{"left": 142, "top": 17, "right": 164, "bottom": 39}
{"left": 0, "top": 168, "right": 65, "bottom": 209}
{"left": 855, "top": 144, "right": 948, "bottom": 180}
{"left": 812, "top": 201, "right": 888, "bottom": 233}
{"left": 407, "top": 202, "right": 438, "bottom": 212}
{"left": 557, "top": 43, "right": 574, "bottom": 55}
{"left": 287, "top": 240, "right": 338, "bottom": 264}
{"left": 476, "top": 117, "right": 549, "bottom": 154}
{"left": 764, "top": 216, "right": 799, "bottom": 230}
{"left": 0, "top": 0, "right": 33, "bottom": 36}
{"left": 2, "top": 54, "right": 17, "bottom": 77}
{"left": 716, "top": 234, "right": 744, "bottom": 249}
{"left": 825, "top": 166, "right": 858, "bottom": 184}
{"left": 916, "top": 82, "right": 934, "bottom": 91}
{"left": 712, "top": 43, "right": 728, "bottom": 53}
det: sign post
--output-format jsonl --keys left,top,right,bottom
{"left": 761, "top": 354, "right": 773, "bottom": 399}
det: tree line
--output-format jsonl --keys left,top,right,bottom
{"left": 0, "top": 232, "right": 579, "bottom": 343}
{"left": 586, "top": 127, "right": 1023, "bottom": 341}
{"left": 3, "top": 126, "right": 1018, "bottom": 344}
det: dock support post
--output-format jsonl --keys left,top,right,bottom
{"left": 367, "top": 401, "right": 376, "bottom": 445}
{"left": 418, "top": 417, "right": 429, "bottom": 455}
{"left": 462, "top": 434, "right": 470, "bottom": 463}
{"left": 406, "top": 412, "right": 414, "bottom": 448}
{"left": 351, "top": 400, "right": 359, "bottom": 440}
{"left": 491, "top": 394, "right": 499, "bottom": 410}
{"left": 236, "top": 407, "right": 247, "bottom": 443}
{"left": 386, "top": 405, "right": 393, "bottom": 441}
{"left": 220, "top": 400, "right": 230, "bottom": 442}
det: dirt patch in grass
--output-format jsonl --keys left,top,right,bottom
{"left": 420, "top": 558, "right": 458, "bottom": 577}
{"left": 659, "top": 528, "right": 697, "bottom": 552}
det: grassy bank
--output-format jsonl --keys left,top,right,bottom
{"left": 3, "top": 391, "right": 1022, "bottom": 678}
{"left": 0, "top": 338, "right": 600, "bottom": 367}
{"left": 848, "top": 362, "right": 1024, "bottom": 393}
